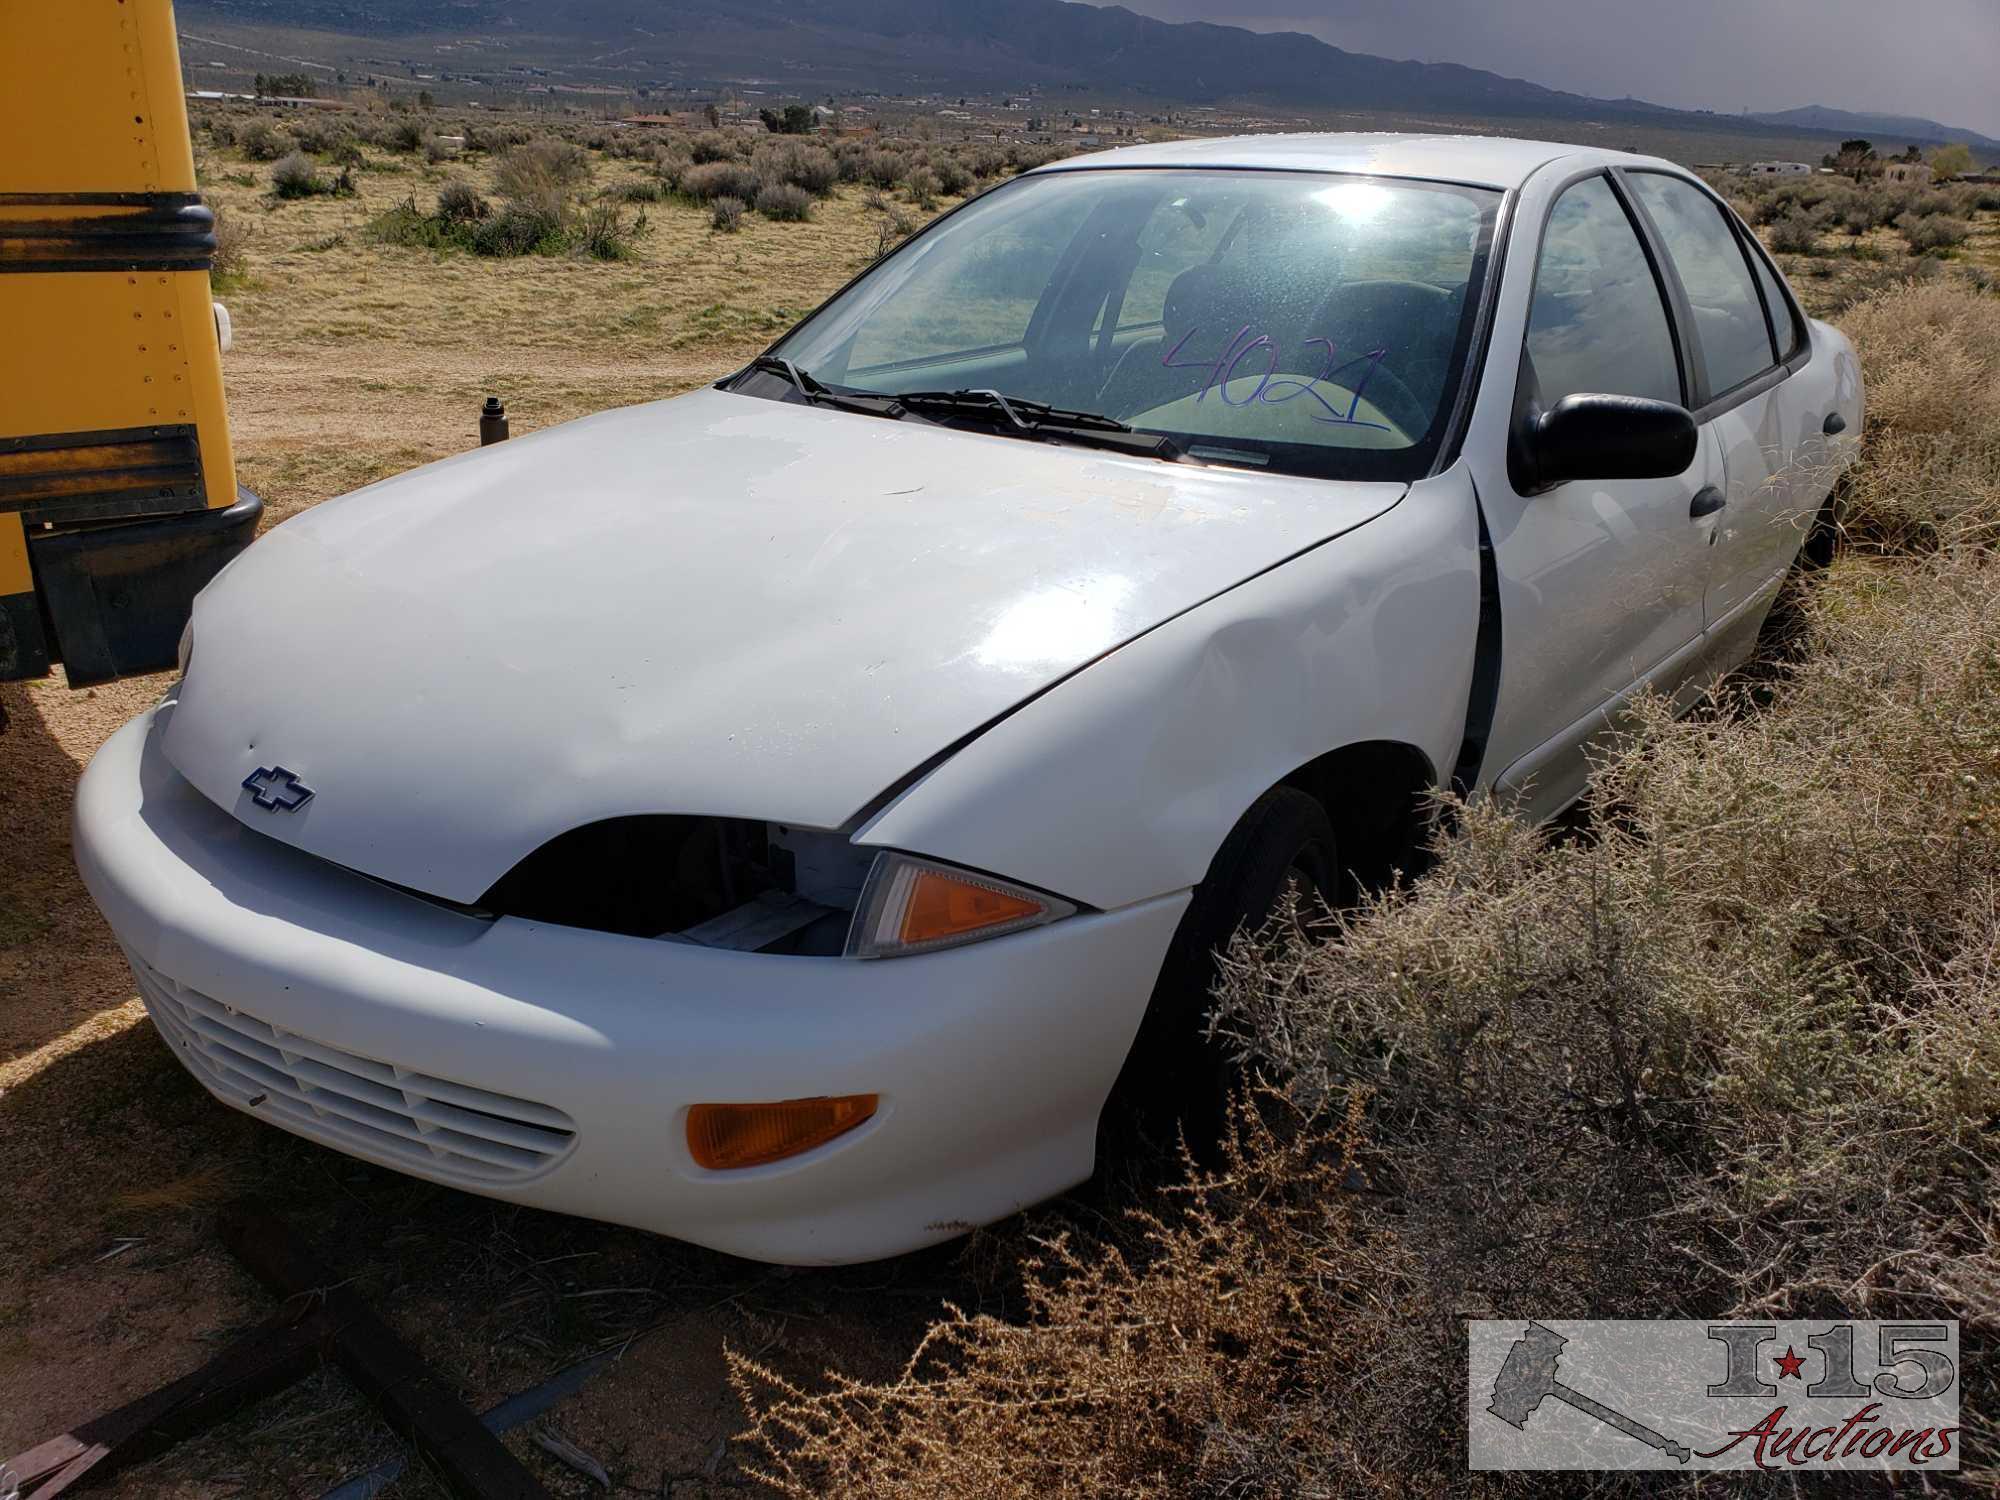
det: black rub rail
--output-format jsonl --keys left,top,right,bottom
{"left": 0, "top": 191, "right": 217, "bottom": 273}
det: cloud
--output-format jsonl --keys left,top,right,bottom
{"left": 1100, "top": 0, "right": 2000, "bottom": 139}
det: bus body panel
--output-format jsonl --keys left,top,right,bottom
{"left": 1, "top": 0, "right": 256, "bottom": 686}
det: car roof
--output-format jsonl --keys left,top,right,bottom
{"left": 1033, "top": 132, "right": 1666, "bottom": 190}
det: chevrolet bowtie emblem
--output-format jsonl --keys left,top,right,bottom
{"left": 242, "top": 765, "right": 314, "bottom": 812}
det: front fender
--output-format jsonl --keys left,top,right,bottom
{"left": 857, "top": 467, "right": 1485, "bottom": 911}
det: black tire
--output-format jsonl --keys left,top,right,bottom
{"left": 1104, "top": 786, "right": 1339, "bottom": 1153}
{"left": 1800, "top": 488, "right": 1841, "bottom": 571}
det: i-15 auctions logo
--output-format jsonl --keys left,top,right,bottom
{"left": 1468, "top": 1320, "right": 1959, "bottom": 1471}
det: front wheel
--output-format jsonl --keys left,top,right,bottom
{"left": 1105, "top": 786, "right": 1338, "bottom": 1151}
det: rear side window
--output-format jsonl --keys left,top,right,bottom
{"left": 1524, "top": 175, "right": 1681, "bottom": 408}
{"left": 1744, "top": 237, "right": 1800, "bottom": 361}
{"left": 1626, "top": 173, "right": 1776, "bottom": 396}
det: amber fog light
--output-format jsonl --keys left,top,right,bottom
{"left": 686, "top": 1094, "right": 878, "bottom": 1170}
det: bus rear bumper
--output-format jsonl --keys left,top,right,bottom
{"left": 21, "top": 488, "right": 261, "bottom": 686}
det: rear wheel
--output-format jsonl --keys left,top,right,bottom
{"left": 1104, "top": 786, "right": 1339, "bottom": 1153}
{"left": 1800, "top": 487, "right": 1842, "bottom": 571}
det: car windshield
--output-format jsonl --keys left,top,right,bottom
{"left": 748, "top": 167, "right": 1501, "bottom": 481}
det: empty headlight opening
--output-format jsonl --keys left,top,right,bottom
{"left": 473, "top": 819, "right": 1081, "bottom": 958}
{"left": 477, "top": 816, "right": 874, "bottom": 956}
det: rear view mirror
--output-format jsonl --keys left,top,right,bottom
{"left": 1515, "top": 393, "right": 1697, "bottom": 491}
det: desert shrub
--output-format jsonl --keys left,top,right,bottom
{"left": 467, "top": 200, "right": 563, "bottom": 256}
{"left": 494, "top": 139, "right": 589, "bottom": 201}
{"left": 873, "top": 209, "right": 916, "bottom": 260}
{"left": 604, "top": 131, "right": 661, "bottom": 161}
{"left": 1890, "top": 186, "right": 1960, "bottom": 220}
{"left": 610, "top": 177, "right": 665, "bottom": 203}
{"left": 204, "top": 115, "right": 238, "bottom": 149}
{"left": 1828, "top": 185, "right": 1894, "bottom": 234}
{"left": 1007, "top": 142, "right": 1074, "bottom": 173}
{"left": 688, "top": 130, "right": 741, "bottom": 164}
{"left": 904, "top": 166, "right": 940, "bottom": 210}
{"left": 932, "top": 157, "right": 973, "bottom": 196}
{"left": 754, "top": 182, "right": 812, "bottom": 222}
{"left": 285, "top": 118, "right": 336, "bottom": 154}
{"left": 435, "top": 178, "right": 489, "bottom": 222}
{"left": 862, "top": 149, "right": 908, "bottom": 189}
{"left": 269, "top": 151, "right": 330, "bottom": 198}
{"left": 1747, "top": 185, "right": 1798, "bottom": 225}
{"left": 369, "top": 184, "right": 566, "bottom": 258}
{"left": 573, "top": 200, "right": 638, "bottom": 260}
{"left": 423, "top": 136, "right": 453, "bottom": 165}
{"left": 328, "top": 139, "right": 366, "bottom": 170}
{"left": 1898, "top": 212, "right": 1973, "bottom": 255}
{"left": 1835, "top": 280, "right": 2000, "bottom": 546}
{"left": 462, "top": 121, "right": 531, "bottom": 154}
{"left": 965, "top": 145, "right": 1009, "bottom": 179}
{"left": 709, "top": 195, "right": 747, "bottom": 233}
{"left": 209, "top": 203, "right": 249, "bottom": 281}
{"left": 384, "top": 117, "right": 431, "bottom": 154}
{"left": 754, "top": 140, "right": 839, "bottom": 197}
{"left": 650, "top": 143, "right": 689, "bottom": 183}
{"left": 680, "top": 160, "right": 760, "bottom": 203}
{"left": 366, "top": 195, "right": 460, "bottom": 251}
{"left": 732, "top": 1100, "right": 1428, "bottom": 1497}
{"left": 1765, "top": 208, "right": 1823, "bottom": 254}
{"left": 861, "top": 186, "right": 888, "bottom": 212}
{"left": 833, "top": 141, "right": 871, "bottom": 183}
{"left": 237, "top": 120, "right": 292, "bottom": 161}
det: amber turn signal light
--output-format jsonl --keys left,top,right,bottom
{"left": 900, "top": 868, "right": 1041, "bottom": 945}
{"left": 846, "top": 854, "right": 1077, "bottom": 958}
{"left": 686, "top": 1094, "right": 878, "bottom": 1171}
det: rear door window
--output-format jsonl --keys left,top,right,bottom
{"left": 1626, "top": 172, "right": 1777, "bottom": 397}
{"left": 1743, "top": 236, "right": 1800, "bottom": 361}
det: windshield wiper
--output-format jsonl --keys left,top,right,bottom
{"left": 739, "top": 356, "right": 904, "bottom": 419}
{"left": 891, "top": 388, "right": 1182, "bottom": 459}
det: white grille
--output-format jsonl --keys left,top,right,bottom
{"left": 130, "top": 956, "right": 577, "bottom": 1186}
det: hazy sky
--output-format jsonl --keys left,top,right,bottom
{"left": 1099, "top": 0, "right": 2000, "bottom": 138}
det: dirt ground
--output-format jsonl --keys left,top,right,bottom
{"left": 0, "top": 140, "right": 994, "bottom": 1498}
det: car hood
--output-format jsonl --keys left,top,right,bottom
{"left": 162, "top": 388, "right": 1404, "bottom": 902}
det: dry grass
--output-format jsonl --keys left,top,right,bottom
{"left": 1837, "top": 281, "right": 2000, "bottom": 548}
{"left": 186, "top": 126, "right": 964, "bottom": 531}
{"left": 731, "top": 1096, "right": 1433, "bottom": 1499}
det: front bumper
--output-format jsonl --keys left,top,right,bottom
{"left": 74, "top": 708, "right": 1187, "bottom": 1264}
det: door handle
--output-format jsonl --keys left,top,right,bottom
{"left": 1823, "top": 411, "right": 1847, "bottom": 436}
{"left": 1690, "top": 486, "right": 1727, "bottom": 519}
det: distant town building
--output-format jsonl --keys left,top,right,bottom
{"left": 1882, "top": 161, "right": 1933, "bottom": 184}
{"left": 1744, "top": 160, "right": 1812, "bottom": 176}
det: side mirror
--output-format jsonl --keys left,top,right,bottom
{"left": 1514, "top": 393, "right": 1697, "bottom": 492}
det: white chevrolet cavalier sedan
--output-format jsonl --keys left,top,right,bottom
{"left": 77, "top": 135, "right": 1861, "bottom": 1263}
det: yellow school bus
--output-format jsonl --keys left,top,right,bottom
{"left": 0, "top": 0, "right": 258, "bottom": 689}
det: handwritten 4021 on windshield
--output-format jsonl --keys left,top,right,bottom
{"left": 1163, "top": 324, "right": 1396, "bottom": 429}
{"left": 1468, "top": 1320, "right": 1959, "bottom": 1471}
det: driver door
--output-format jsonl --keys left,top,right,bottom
{"left": 1469, "top": 172, "right": 1723, "bottom": 819}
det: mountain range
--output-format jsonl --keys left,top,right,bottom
{"left": 1741, "top": 105, "right": 2000, "bottom": 157}
{"left": 179, "top": 0, "right": 2000, "bottom": 154}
